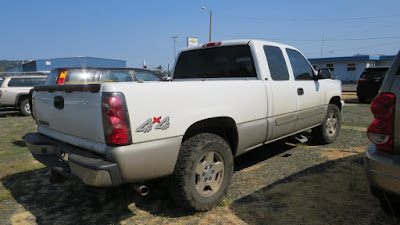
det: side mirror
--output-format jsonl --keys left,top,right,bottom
{"left": 316, "top": 68, "right": 332, "bottom": 80}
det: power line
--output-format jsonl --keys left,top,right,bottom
{"left": 221, "top": 34, "right": 400, "bottom": 42}
{"left": 219, "top": 13, "right": 400, "bottom": 23}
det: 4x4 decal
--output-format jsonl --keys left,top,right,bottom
{"left": 136, "top": 116, "right": 170, "bottom": 133}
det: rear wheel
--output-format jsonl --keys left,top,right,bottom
{"left": 358, "top": 97, "right": 366, "bottom": 103}
{"left": 312, "top": 104, "right": 341, "bottom": 144}
{"left": 170, "top": 133, "right": 233, "bottom": 211}
{"left": 19, "top": 99, "right": 31, "bottom": 116}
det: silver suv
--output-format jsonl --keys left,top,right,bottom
{"left": 0, "top": 75, "right": 46, "bottom": 116}
{"left": 365, "top": 51, "right": 400, "bottom": 215}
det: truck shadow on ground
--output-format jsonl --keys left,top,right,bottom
{"left": 0, "top": 138, "right": 304, "bottom": 225}
{"left": 0, "top": 108, "right": 22, "bottom": 117}
{"left": 229, "top": 153, "right": 395, "bottom": 225}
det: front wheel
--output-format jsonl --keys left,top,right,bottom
{"left": 19, "top": 99, "right": 31, "bottom": 116}
{"left": 312, "top": 104, "right": 341, "bottom": 144}
{"left": 169, "top": 133, "right": 233, "bottom": 211}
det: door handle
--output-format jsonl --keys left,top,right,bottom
{"left": 297, "top": 88, "right": 304, "bottom": 95}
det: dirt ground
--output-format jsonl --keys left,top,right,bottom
{"left": 0, "top": 92, "right": 398, "bottom": 225}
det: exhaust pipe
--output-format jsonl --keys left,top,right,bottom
{"left": 133, "top": 184, "right": 150, "bottom": 196}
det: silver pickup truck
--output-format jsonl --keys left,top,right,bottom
{"left": 24, "top": 40, "right": 344, "bottom": 211}
{"left": 0, "top": 75, "right": 46, "bottom": 115}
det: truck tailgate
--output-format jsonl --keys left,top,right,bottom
{"left": 33, "top": 84, "right": 105, "bottom": 147}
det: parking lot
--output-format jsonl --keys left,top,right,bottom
{"left": 0, "top": 92, "right": 396, "bottom": 225}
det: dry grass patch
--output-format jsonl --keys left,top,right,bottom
{"left": 320, "top": 146, "right": 365, "bottom": 160}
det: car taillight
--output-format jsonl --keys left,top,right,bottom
{"left": 102, "top": 93, "right": 131, "bottom": 145}
{"left": 57, "top": 70, "right": 67, "bottom": 84}
{"left": 367, "top": 93, "right": 395, "bottom": 152}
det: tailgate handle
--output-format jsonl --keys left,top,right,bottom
{"left": 54, "top": 96, "right": 64, "bottom": 109}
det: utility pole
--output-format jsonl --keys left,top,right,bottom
{"left": 201, "top": 7, "right": 213, "bottom": 42}
{"left": 171, "top": 36, "right": 178, "bottom": 58}
{"left": 320, "top": 35, "right": 324, "bottom": 58}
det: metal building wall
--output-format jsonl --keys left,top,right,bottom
{"left": 35, "top": 57, "right": 126, "bottom": 72}
{"left": 5, "top": 65, "right": 23, "bottom": 75}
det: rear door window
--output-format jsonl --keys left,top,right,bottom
{"left": 264, "top": 46, "right": 289, "bottom": 80}
{"left": 8, "top": 78, "right": 46, "bottom": 87}
{"left": 174, "top": 45, "right": 257, "bottom": 79}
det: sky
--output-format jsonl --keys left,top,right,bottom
{"left": 1, "top": 0, "right": 399, "bottom": 69}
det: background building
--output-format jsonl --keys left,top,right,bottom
{"left": 308, "top": 55, "right": 395, "bottom": 83}
{"left": 5, "top": 56, "right": 126, "bottom": 75}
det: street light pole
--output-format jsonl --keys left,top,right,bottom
{"left": 201, "top": 7, "right": 212, "bottom": 42}
{"left": 171, "top": 36, "right": 178, "bottom": 58}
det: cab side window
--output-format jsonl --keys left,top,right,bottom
{"left": 286, "top": 49, "right": 314, "bottom": 80}
{"left": 264, "top": 46, "right": 289, "bottom": 80}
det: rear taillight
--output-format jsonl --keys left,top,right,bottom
{"left": 367, "top": 93, "right": 396, "bottom": 152}
{"left": 57, "top": 70, "right": 67, "bottom": 84}
{"left": 102, "top": 93, "right": 131, "bottom": 145}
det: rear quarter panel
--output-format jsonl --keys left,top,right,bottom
{"left": 101, "top": 80, "right": 268, "bottom": 144}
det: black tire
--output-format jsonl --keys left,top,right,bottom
{"left": 19, "top": 99, "right": 31, "bottom": 116}
{"left": 358, "top": 97, "right": 366, "bottom": 103}
{"left": 312, "top": 104, "right": 341, "bottom": 144}
{"left": 169, "top": 133, "right": 233, "bottom": 211}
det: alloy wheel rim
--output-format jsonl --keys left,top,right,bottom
{"left": 325, "top": 112, "right": 337, "bottom": 137}
{"left": 25, "top": 103, "right": 31, "bottom": 114}
{"left": 194, "top": 151, "right": 224, "bottom": 197}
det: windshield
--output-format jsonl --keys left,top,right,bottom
{"left": 174, "top": 45, "right": 257, "bottom": 79}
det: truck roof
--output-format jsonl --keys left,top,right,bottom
{"left": 181, "top": 39, "right": 297, "bottom": 53}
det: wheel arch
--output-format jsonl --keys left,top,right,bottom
{"left": 182, "top": 117, "right": 239, "bottom": 156}
{"left": 15, "top": 93, "right": 29, "bottom": 106}
{"left": 329, "top": 96, "right": 342, "bottom": 111}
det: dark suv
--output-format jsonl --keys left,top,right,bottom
{"left": 365, "top": 52, "right": 400, "bottom": 215}
{"left": 357, "top": 67, "right": 389, "bottom": 103}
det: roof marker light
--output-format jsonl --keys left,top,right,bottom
{"left": 203, "top": 42, "right": 222, "bottom": 48}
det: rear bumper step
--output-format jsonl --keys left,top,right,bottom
{"left": 23, "top": 132, "right": 122, "bottom": 187}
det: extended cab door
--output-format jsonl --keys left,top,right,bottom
{"left": 285, "top": 49, "right": 326, "bottom": 130}
{"left": 263, "top": 45, "right": 297, "bottom": 140}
